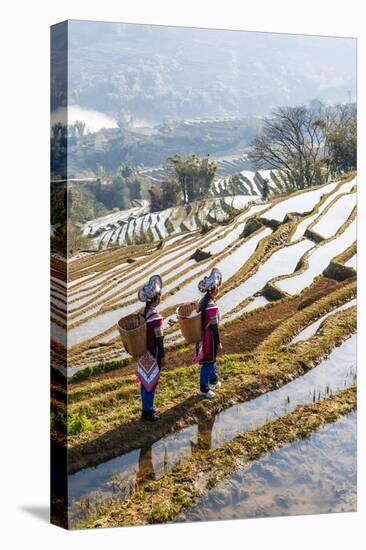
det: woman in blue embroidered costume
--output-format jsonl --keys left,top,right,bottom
{"left": 137, "top": 275, "right": 165, "bottom": 421}
{"left": 196, "top": 268, "right": 223, "bottom": 399}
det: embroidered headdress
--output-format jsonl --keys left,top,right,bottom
{"left": 138, "top": 275, "right": 163, "bottom": 302}
{"left": 198, "top": 268, "right": 222, "bottom": 293}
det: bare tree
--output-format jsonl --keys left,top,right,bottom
{"left": 248, "top": 106, "right": 325, "bottom": 190}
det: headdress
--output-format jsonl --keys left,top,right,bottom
{"left": 138, "top": 275, "right": 163, "bottom": 302}
{"left": 198, "top": 268, "right": 222, "bottom": 293}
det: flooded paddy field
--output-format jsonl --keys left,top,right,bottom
{"left": 290, "top": 177, "right": 356, "bottom": 243}
{"left": 291, "top": 298, "right": 356, "bottom": 344}
{"left": 179, "top": 411, "right": 356, "bottom": 523}
{"left": 67, "top": 334, "right": 356, "bottom": 523}
{"left": 345, "top": 255, "right": 357, "bottom": 269}
{"left": 67, "top": 384, "right": 356, "bottom": 528}
{"left": 276, "top": 219, "right": 356, "bottom": 296}
{"left": 261, "top": 180, "right": 339, "bottom": 222}
{"left": 311, "top": 192, "right": 356, "bottom": 240}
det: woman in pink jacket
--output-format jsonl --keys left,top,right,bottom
{"left": 196, "top": 268, "right": 223, "bottom": 399}
{"left": 137, "top": 275, "right": 165, "bottom": 421}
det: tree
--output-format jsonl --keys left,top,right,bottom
{"left": 323, "top": 103, "right": 357, "bottom": 176}
{"left": 117, "top": 110, "right": 133, "bottom": 130}
{"left": 95, "top": 163, "right": 109, "bottom": 183}
{"left": 68, "top": 183, "right": 108, "bottom": 223}
{"left": 109, "top": 175, "right": 130, "bottom": 210}
{"left": 148, "top": 176, "right": 180, "bottom": 212}
{"left": 95, "top": 169, "right": 130, "bottom": 211}
{"left": 161, "top": 174, "right": 181, "bottom": 208}
{"left": 261, "top": 179, "right": 270, "bottom": 201}
{"left": 127, "top": 179, "right": 142, "bottom": 201}
{"left": 148, "top": 187, "right": 164, "bottom": 212}
{"left": 248, "top": 106, "right": 325, "bottom": 190}
{"left": 115, "top": 164, "right": 143, "bottom": 201}
{"left": 73, "top": 120, "right": 86, "bottom": 137}
{"left": 118, "top": 164, "right": 134, "bottom": 178}
{"left": 167, "top": 154, "right": 217, "bottom": 202}
{"left": 51, "top": 182, "right": 67, "bottom": 225}
{"left": 51, "top": 122, "right": 67, "bottom": 141}
{"left": 51, "top": 123, "right": 68, "bottom": 178}
{"left": 67, "top": 223, "right": 91, "bottom": 257}
{"left": 51, "top": 222, "right": 90, "bottom": 257}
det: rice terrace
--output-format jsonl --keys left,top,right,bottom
{"left": 50, "top": 21, "right": 357, "bottom": 530}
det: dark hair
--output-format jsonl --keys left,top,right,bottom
{"left": 199, "top": 290, "right": 211, "bottom": 331}
{"left": 143, "top": 293, "right": 161, "bottom": 318}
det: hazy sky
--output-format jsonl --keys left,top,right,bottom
{"left": 55, "top": 20, "right": 357, "bottom": 122}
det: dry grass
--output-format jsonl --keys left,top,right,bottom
{"left": 62, "top": 302, "right": 356, "bottom": 472}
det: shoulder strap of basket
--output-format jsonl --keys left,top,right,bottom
{"left": 142, "top": 309, "right": 162, "bottom": 359}
{"left": 201, "top": 309, "right": 211, "bottom": 338}
{"left": 142, "top": 309, "right": 154, "bottom": 321}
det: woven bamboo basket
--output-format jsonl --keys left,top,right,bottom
{"left": 117, "top": 313, "right": 146, "bottom": 358}
{"left": 176, "top": 302, "right": 202, "bottom": 344}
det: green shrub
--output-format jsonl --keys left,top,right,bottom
{"left": 68, "top": 357, "right": 131, "bottom": 384}
{"left": 68, "top": 412, "right": 94, "bottom": 435}
{"left": 51, "top": 411, "right": 67, "bottom": 433}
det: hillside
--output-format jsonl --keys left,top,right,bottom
{"left": 51, "top": 174, "right": 356, "bottom": 529}
{"left": 64, "top": 117, "right": 261, "bottom": 176}
{"left": 75, "top": 169, "right": 285, "bottom": 250}
{"left": 50, "top": 173, "right": 356, "bottom": 372}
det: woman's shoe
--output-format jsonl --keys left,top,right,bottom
{"left": 210, "top": 380, "right": 222, "bottom": 390}
{"left": 140, "top": 411, "right": 160, "bottom": 422}
{"left": 141, "top": 412, "right": 160, "bottom": 422}
{"left": 198, "top": 389, "right": 216, "bottom": 399}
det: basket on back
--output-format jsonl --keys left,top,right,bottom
{"left": 176, "top": 302, "right": 202, "bottom": 344}
{"left": 117, "top": 313, "right": 146, "bottom": 359}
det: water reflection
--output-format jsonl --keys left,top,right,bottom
{"left": 68, "top": 335, "right": 356, "bottom": 522}
{"left": 291, "top": 298, "right": 356, "bottom": 344}
{"left": 180, "top": 412, "right": 357, "bottom": 522}
{"left": 137, "top": 445, "right": 156, "bottom": 486}
{"left": 191, "top": 416, "right": 216, "bottom": 453}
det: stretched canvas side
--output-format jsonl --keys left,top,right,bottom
{"left": 50, "top": 20, "right": 69, "bottom": 529}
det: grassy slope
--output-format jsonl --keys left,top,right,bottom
{"left": 63, "top": 285, "right": 356, "bottom": 473}
{"left": 50, "top": 173, "right": 357, "bottom": 455}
